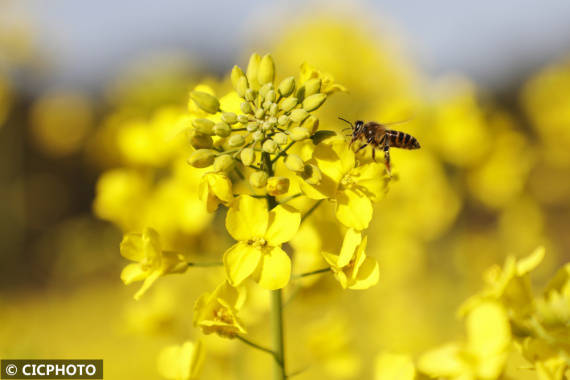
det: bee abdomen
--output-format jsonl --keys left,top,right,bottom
{"left": 387, "top": 130, "right": 420, "bottom": 149}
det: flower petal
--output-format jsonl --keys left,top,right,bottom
{"left": 313, "top": 138, "right": 354, "bottom": 184}
{"left": 120, "top": 263, "right": 148, "bottom": 285}
{"left": 349, "top": 256, "right": 379, "bottom": 290}
{"left": 351, "top": 163, "right": 386, "bottom": 202}
{"left": 265, "top": 204, "right": 301, "bottom": 246}
{"left": 338, "top": 228, "right": 362, "bottom": 267}
{"left": 255, "top": 246, "right": 291, "bottom": 290}
{"left": 120, "top": 228, "right": 161, "bottom": 262}
{"left": 226, "top": 195, "right": 268, "bottom": 241}
{"left": 223, "top": 242, "right": 262, "bottom": 286}
{"left": 134, "top": 269, "right": 162, "bottom": 300}
{"left": 335, "top": 190, "right": 373, "bottom": 230}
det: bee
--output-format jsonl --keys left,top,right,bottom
{"left": 339, "top": 117, "right": 420, "bottom": 174}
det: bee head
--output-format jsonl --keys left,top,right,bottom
{"left": 354, "top": 120, "right": 364, "bottom": 133}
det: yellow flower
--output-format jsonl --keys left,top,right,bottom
{"left": 194, "top": 281, "right": 246, "bottom": 338}
{"left": 374, "top": 352, "right": 416, "bottom": 380}
{"left": 223, "top": 195, "right": 300, "bottom": 290}
{"left": 198, "top": 172, "right": 234, "bottom": 212}
{"left": 120, "top": 228, "right": 187, "bottom": 300}
{"left": 323, "top": 228, "right": 379, "bottom": 290}
{"left": 157, "top": 340, "right": 204, "bottom": 380}
{"left": 299, "top": 62, "right": 347, "bottom": 94}
{"left": 299, "top": 137, "right": 385, "bottom": 230}
{"left": 418, "top": 301, "right": 511, "bottom": 380}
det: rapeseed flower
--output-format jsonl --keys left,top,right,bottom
{"left": 194, "top": 281, "right": 246, "bottom": 338}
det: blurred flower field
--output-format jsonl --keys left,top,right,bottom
{"left": 1, "top": 7, "right": 570, "bottom": 380}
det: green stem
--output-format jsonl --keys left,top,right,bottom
{"left": 271, "top": 141, "right": 295, "bottom": 164}
{"left": 271, "top": 289, "right": 286, "bottom": 380}
{"left": 236, "top": 335, "right": 278, "bottom": 358}
{"left": 186, "top": 261, "right": 223, "bottom": 267}
{"left": 279, "top": 193, "right": 302, "bottom": 205}
{"left": 292, "top": 267, "right": 330, "bottom": 279}
{"left": 301, "top": 199, "right": 323, "bottom": 223}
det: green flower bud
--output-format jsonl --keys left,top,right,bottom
{"left": 266, "top": 176, "right": 290, "bottom": 196}
{"left": 237, "top": 114, "right": 249, "bottom": 124}
{"left": 273, "top": 132, "right": 288, "bottom": 145}
{"left": 304, "top": 78, "right": 321, "bottom": 96}
{"left": 231, "top": 66, "right": 246, "bottom": 88}
{"left": 213, "top": 122, "right": 231, "bottom": 137}
{"left": 259, "top": 83, "right": 273, "bottom": 99}
{"left": 278, "top": 115, "right": 290, "bottom": 126}
{"left": 240, "top": 101, "right": 253, "bottom": 114}
{"left": 257, "top": 54, "right": 275, "bottom": 85}
{"left": 222, "top": 112, "right": 238, "bottom": 125}
{"left": 284, "top": 154, "right": 304, "bottom": 172}
{"left": 214, "top": 154, "right": 235, "bottom": 172}
{"left": 255, "top": 108, "right": 265, "bottom": 119}
{"left": 192, "top": 118, "right": 215, "bottom": 135}
{"left": 290, "top": 109, "right": 309, "bottom": 123}
{"left": 252, "top": 130, "right": 264, "bottom": 141}
{"left": 236, "top": 76, "right": 248, "bottom": 98}
{"left": 246, "top": 53, "right": 261, "bottom": 89}
{"left": 262, "top": 120, "right": 273, "bottom": 131}
{"left": 228, "top": 134, "right": 245, "bottom": 147}
{"left": 247, "top": 121, "right": 259, "bottom": 132}
{"left": 278, "top": 76, "right": 296, "bottom": 97}
{"left": 240, "top": 148, "right": 255, "bottom": 166}
{"left": 187, "top": 149, "right": 216, "bottom": 168}
{"left": 245, "top": 88, "right": 256, "bottom": 102}
{"left": 302, "top": 163, "right": 322, "bottom": 185}
{"left": 262, "top": 139, "right": 278, "bottom": 153}
{"left": 289, "top": 126, "right": 310, "bottom": 141}
{"left": 262, "top": 100, "right": 273, "bottom": 110}
{"left": 269, "top": 103, "right": 278, "bottom": 116}
{"left": 249, "top": 171, "right": 268, "bottom": 188}
{"left": 301, "top": 115, "right": 319, "bottom": 134}
{"left": 303, "top": 93, "right": 327, "bottom": 112}
{"left": 190, "top": 132, "right": 213, "bottom": 149}
{"left": 190, "top": 91, "right": 220, "bottom": 114}
{"left": 265, "top": 90, "right": 276, "bottom": 103}
{"left": 279, "top": 97, "right": 298, "bottom": 113}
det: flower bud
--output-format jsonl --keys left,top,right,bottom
{"left": 266, "top": 176, "right": 290, "bottom": 196}
{"left": 259, "top": 83, "right": 273, "bottom": 99}
{"left": 269, "top": 103, "right": 278, "bottom": 116}
{"left": 228, "top": 134, "right": 245, "bottom": 147}
{"left": 290, "top": 109, "right": 309, "bottom": 123}
{"left": 302, "top": 164, "right": 322, "bottom": 185}
{"left": 262, "top": 100, "right": 273, "bottom": 110}
{"left": 278, "top": 76, "right": 296, "bottom": 97}
{"left": 280, "top": 97, "right": 298, "bottom": 113}
{"left": 255, "top": 108, "right": 265, "bottom": 119}
{"left": 252, "top": 130, "right": 264, "bottom": 141}
{"left": 265, "top": 90, "right": 276, "bottom": 103}
{"left": 213, "top": 122, "right": 231, "bottom": 137}
{"left": 237, "top": 114, "right": 249, "bottom": 124}
{"left": 231, "top": 66, "right": 246, "bottom": 88}
{"left": 236, "top": 76, "right": 248, "bottom": 98}
{"left": 192, "top": 118, "right": 215, "bottom": 135}
{"left": 214, "top": 154, "right": 235, "bottom": 172}
{"left": 303, "top": 78, "right": 321, "bottom": 96}
{"left": 278, "top": 115, "right": 290, "bottom": 126}
{"left": 246, "top": 53, "right": 261, "bottom": 89}
{"left": 273, "top": 132, "right": 288, "bottom": 145}
{"left": 222, "top": 112, "right": 238, "bottom": 125}
{"left": 249, "top": 171, "right": 268, "bottom": 188}
{"left": 301, "top": 115, "right": 319, "bottom": 134}
{"left": 289, "top": 126, "right": 310, "bottom": 141}
{"left": 240, "top": 148, "right": 255, "bottom": 166}
{"left": 262, "top": 139, "right": 278, "bottom": 153}
{"left": 247, "top": 121, "right": 259, "bottom": 132}
{"left": 257, "top": 54, "right": 275, "bottom": 85}
{"left": 284, "top": 154, "right": 304, "bottom": 172}
{"left": 262, "top": 121, "right": 273, "bottom": 131}
{"left": 188, "top": 149, "right": 216, "bottom": 168}
{"left": 303, "top": 93, "right": 327, "bottom": 112}
{"left": 240, "top": 101, "right": 253, "bottom": 114}
{"left": 190, "top": 132, "right": 213, "bottom": 149}
{"left": 190, "top": 91, "right": 220, "bottom": 114}
{"left": 245, "top": 88, "right": 256, "bottom": 102}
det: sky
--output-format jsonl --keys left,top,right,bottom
{"left": 8, "top": 0, "right": 570, "bottom": 90}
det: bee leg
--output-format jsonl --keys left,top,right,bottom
{"left": 384, "top": 145, "right": 391, "bottom": 175}
{"left": 372, "top": 148, "right": 376, "bottom": 161}
{"left": 356, "top": 143, "right": 369, "bottom": 152}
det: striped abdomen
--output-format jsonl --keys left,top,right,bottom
{"left": 386, "top": 130, "right": 420, "bottom": 149}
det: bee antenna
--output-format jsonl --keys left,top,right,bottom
{"left": 338, "top": 117, "right": 354, "bottom": 129}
